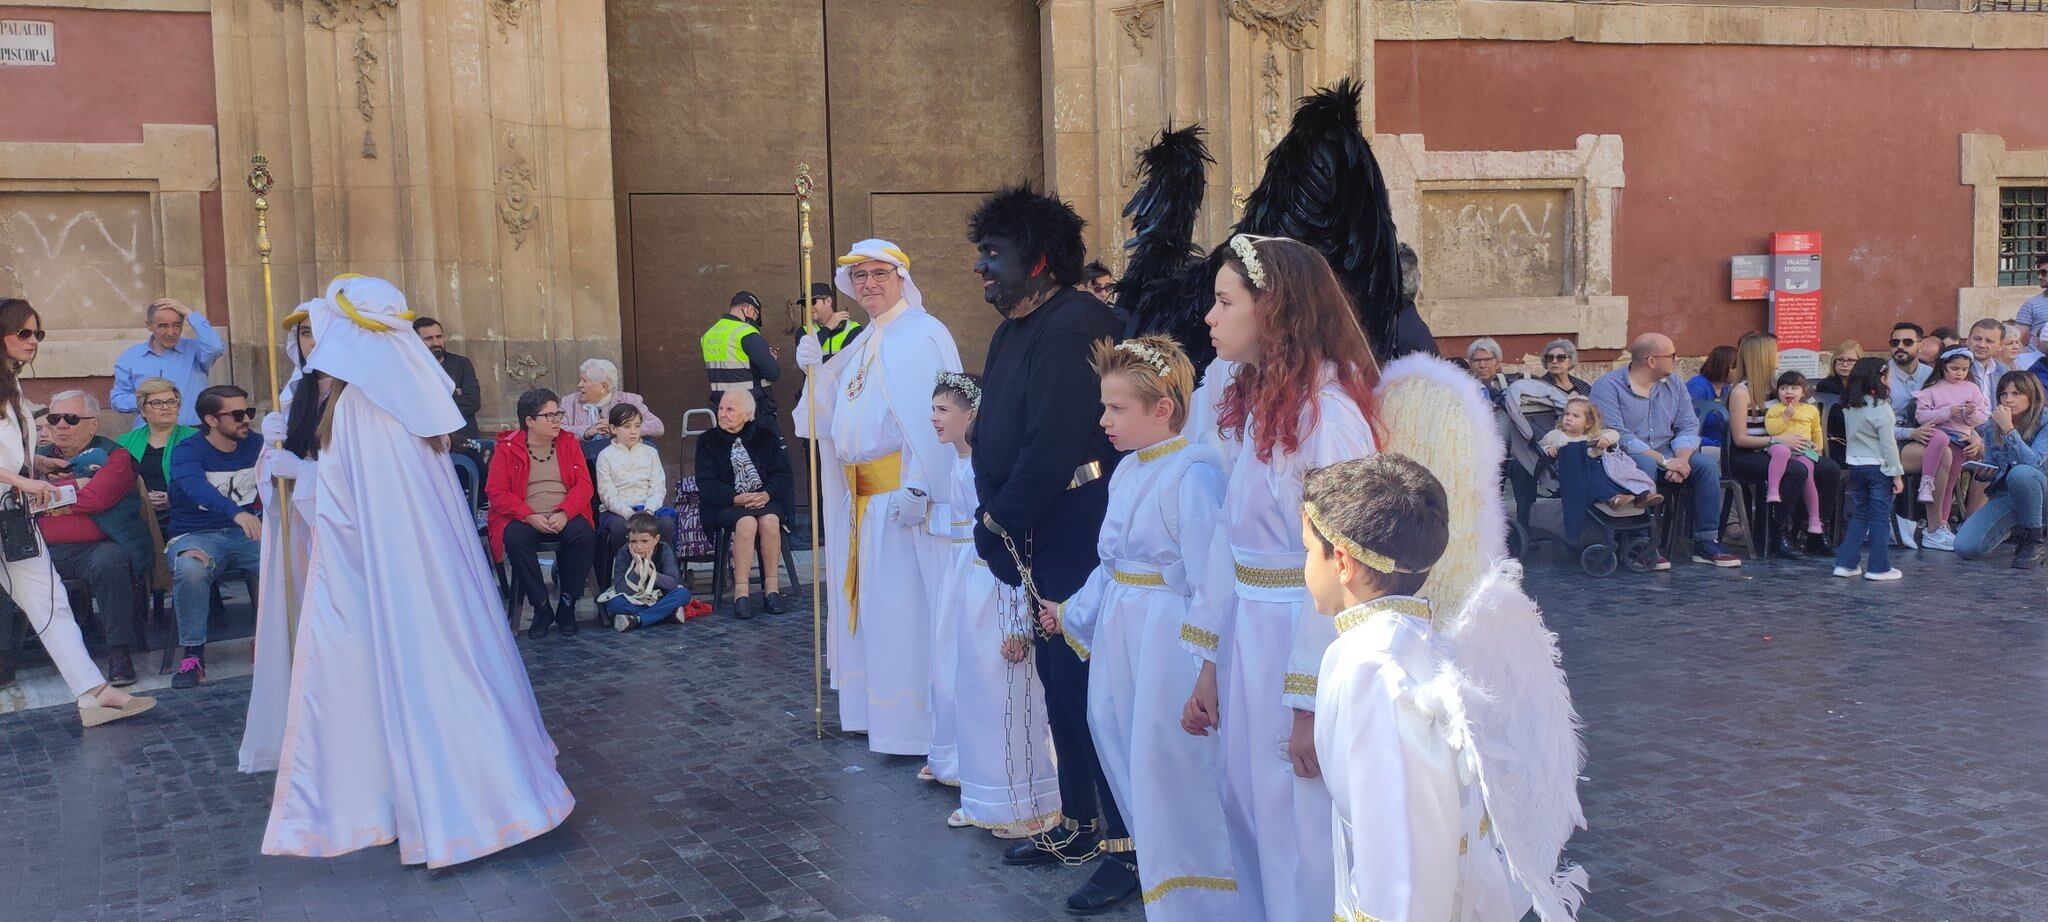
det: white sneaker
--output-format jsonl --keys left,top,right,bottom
{"left": 1832, "top": 566, "right": 1863, "bottom": 578}
{"left": 1921, "top": 526, "right": 1956, "bottom": 552}
{"left": 1864, "top": 568, "right": 1903, "bottom": 581}
{"left": 1894, "top": 516, "right": 1919, "bottom": 550}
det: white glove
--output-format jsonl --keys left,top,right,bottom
{"left": 261, "top": 447, "right": 303, "bottom": 482}
{"left": 795, "top": 333, "right": 823, "bottom": 371}
{"left": 888, "top": 487, "right": 929, "bottom": 528}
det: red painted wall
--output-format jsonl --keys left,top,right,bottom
{"left": 0, "top": 7, "right": 225, "bottom": 319}
{"left": 1376, "top": 40, "right": 2048, "bottom": 358}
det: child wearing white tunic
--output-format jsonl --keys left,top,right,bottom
{"left": 1301, "top": 456, "right": 1522, "bottom": 920}
{"left": 931, "top": 372, "right": 1063, "bottom": 835}
{"left": 1051, "top": 336, "right": 1239, "bottom": 918}
{"left": 1180, "top": 237, "right": 1382, "bottom": 921}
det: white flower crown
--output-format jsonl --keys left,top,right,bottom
{"left": 1114, "top": 340, "right": 1172, "bottom": 377}
{"left": 1228, "top": 233, "right": 1269, "bottom": 290}
{"left": 935, "top": 371, "right": 982, "bottom": 410}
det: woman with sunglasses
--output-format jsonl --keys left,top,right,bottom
{"left": 0, "top": 298, "right": 156, "bottom": 727}
{"left": 1537, "top": 338, "right": 1593, "bottom": 396}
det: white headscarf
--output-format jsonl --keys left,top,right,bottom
{"left": 303, "top": 274, "right": 464, "bottom": 438}
{"left": 833, "top": 238, "right": 925, "bottom": 314}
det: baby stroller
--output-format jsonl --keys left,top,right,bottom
{"left": 1502, "top": 378, "right": 1662, "bottom": 576}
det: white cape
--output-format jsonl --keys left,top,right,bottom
{"left": 261, "top": 386, "right": 573, "bottom": 867}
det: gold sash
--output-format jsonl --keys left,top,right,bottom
{"left": 843, "top": 451, "right": 903, "bottom": 636}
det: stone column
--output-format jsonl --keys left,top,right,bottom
{"left": 210, "top": 0, "right": 618, "bottom": 425}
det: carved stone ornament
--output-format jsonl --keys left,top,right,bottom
{"left": 353, "top": 35, "right": 379, "bottom": 158}
{"left": 496, "top": 132, "right": 540, "bottom": 250}
{"left": 310, "top": 0, "right": 397, "bottom": 30}
{"left": 1117, "top": 4, "right": 1161, "bottom": 50}
{"left": 488, "top": 0, "right": 526, "bottom": 37}
{"left": 506, "top": 352, "right": 549, "bottom": 389}
{"left": 1223, "top": 0, "right": 1321, "bottom": 51}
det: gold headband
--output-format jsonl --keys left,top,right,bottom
{"left": 1303, "top": 501, "right": 1428, "bottom": 575}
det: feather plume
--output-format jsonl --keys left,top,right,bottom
{"left": 1120, "top": 126, "right": 1216, "bottom": 370}
{"left": 1374, "top": 353, "right": 1508, "bottom": 616}
{"left": 1233, "top": 78, "right": 1404, "bottom": 362}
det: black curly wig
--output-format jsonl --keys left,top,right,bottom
{"left": 967, "top": 185, "right": 1089, "bottom": 287}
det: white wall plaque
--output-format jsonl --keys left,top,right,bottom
{"left": 0, "top": 21, "right": 55, "bottom": 66}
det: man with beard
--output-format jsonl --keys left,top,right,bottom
{"left": 968, "top": 186, "right": 1138, "bottom": 914}
{"left": 413, "top": 317, "right": 483, "bottom": 442}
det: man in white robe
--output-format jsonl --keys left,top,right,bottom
{"left": 793, "top": 240, "right": 962, "bottom": 754}
{"left": 262, "top": 275, "right": 573, "bottom": 868}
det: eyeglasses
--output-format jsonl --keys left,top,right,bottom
{"left": 1543, "top": 353, "right": 1570, "bottom": 362}
{"left": 12, "top": 329, "right": 44, "bottom": 342}
{"left": 1651, "top": 352, "right": 1678, "bottom": 361}
{"left": 1889, "top": 338, "right": 1916, "bottom": 347}
{"left": 847, "top": 268, "right": 896, "bottom": 285}
{"left": 532, "top": 411, "right": 567, "bottom": 421}
{"left": 48, "top": 414, "right": 94, "bottom": 426}
{"left": 213, "top": 409, "right": 256, "bottom": 422}
{"left": 143, "top": 398, "right": 181, "bottom": 409}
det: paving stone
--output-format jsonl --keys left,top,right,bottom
{"left": 3, "top": 551, "right": 2045, "bottom": 919}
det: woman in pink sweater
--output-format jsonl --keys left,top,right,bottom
{"left": 1915, "top": 346, "right": 1990, "bottom": 547}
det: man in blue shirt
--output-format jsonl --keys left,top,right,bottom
{"left": 110, "top": 298, "right": 223, "bottom": 427}
{"left": 1590, "top": 333, "right": 1741, "bottom": 568}
{"left": 165, "top": 384, "right": 263, "bottom": 688}
{"left": 2017, "top": 254, "right": 2048, "bottom": 359}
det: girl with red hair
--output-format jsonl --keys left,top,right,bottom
{"left": 1178, "top": 235, "right": 1381, "bottom": 921}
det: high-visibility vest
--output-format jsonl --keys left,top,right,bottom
{"left": 820, "top": 320, "right": 862, "bottom": 358}
{"left": 701, "top": 316, "right": 756, "bottom": 393}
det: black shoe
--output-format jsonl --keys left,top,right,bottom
{"left": 556, "top": 596, "right": 579, "bottom": 635}
{"left": 107, "top": 650, "right": 136, "bottom": 688}
{"left": 526, "top": 605, "right": 551, "bottom": 640}
{"left": 1065, "top": 855, "right": 1140, "bottom": 915}
{"left": 1769, "top": 532, "right": 1801, "bottom": 559}
{"left": 763, "top": 591, "right": 786, "bottom": 615}
{"left": 1002, "top": 827, "right": 1099, "bottom": 866}
{"left": 2014, "top": 527, "right": 2044, "bottom": 569}
{"left": 1804, "top": 532, "right": 1832, "bottom": 556}
{"left": 171, "top": 650, "right": 205, "bottom": 689}
{"left": 733, "top": 595, "right": 757, "bottom": 620}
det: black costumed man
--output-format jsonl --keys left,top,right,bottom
{"left": 968, "top": 186, "right": 1140, "bottom": 914}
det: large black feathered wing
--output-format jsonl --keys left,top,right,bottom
{"left": 1119, "top": 125, "right": 1216, "bottom": 370}
{"left": 1233, "top": 78, "right": 1404, "bottom": 362}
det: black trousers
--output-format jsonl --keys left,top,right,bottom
{"left": 1032, "top": 633, "right": 1129, "bottom": 841}
{"left": 502, "top": 517, "right": 597, "bottom": 610}
{"left": 1727, "top": 447, "right": 1841, "bottom": 533}
{"left": 48, "top": 541, "right": 138, "bottom": 648}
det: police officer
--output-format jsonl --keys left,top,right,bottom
{"left": 701, "top": 291, "right": 782, "bottom": 434}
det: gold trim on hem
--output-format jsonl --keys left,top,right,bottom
{"left": 1135, "top": 436, "right": 1189, "bottom": 463}
{"left": 964, "top": 809, "right": 1061, "bottom": 834}
{"left": 1111, "top": 569, "right": 1166, "bottom": 587}
{"left": 1142, "top": 875, "right": 1238, "bottom": 904}
{"left": 1179, "top": 623, "right": 1220, "bottom": 651}
{"left": 1335, "top": 911, "right": 1389, "bottom": 922}
{"left": 1065, "top": 632, "right": 1089, "bottom": 662}
{"left": 1235, "top": 562, "right": 1305, "bottom": 588}
{"left": 1282, "top": 672, "right": 1317, "bottom": 697}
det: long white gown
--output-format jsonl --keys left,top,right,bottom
{"left": 1184, "top": 372, "right": 1375, "bottom": 922}
{"left": 1061, "top": 435, "right": 1239, "bottom": 919}
{"left": 238, "top": 398, "right": 315, "bottom": 774}
{"left": 800, "top": 299, "right": 962, "bottom": 754}
{"left": 1315, "top": 596, "right": 1521, "bottom": 921}
{"left": 943, "top": 454, "right": 1060, "bottom": 828}
{"left": 923, "top": 466, "right": 967, "bottom": 785}
{"left": 261, "top": 385, "right": 573, "bottom": 867}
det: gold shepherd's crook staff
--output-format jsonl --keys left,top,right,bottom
{"left": 247, "top": 155, "right": 296, "bottom": 653}
{"left": 796, "top": 163, "right": 822, "bottom": 739}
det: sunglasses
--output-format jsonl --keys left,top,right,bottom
{"left": 12, "top": 328, "right": 45, "bottom": 342}
{"left": 1889, "top": 338, "right": 1916, "bottom": 347}
{"left": 48, "top": 413, "right": 94, "bottom": 426}
{"left": 1544, "top": 353, "right": 1570, "bottom": 362}
{"left": 212, "top": 409, "right": 257, "bottom": 423}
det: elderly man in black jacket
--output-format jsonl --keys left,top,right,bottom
{"left": 968, "top": 186, "right": 1138, "bottom": 914}
{"left": 695, "top": 389, "right": 794, "bottom": 619}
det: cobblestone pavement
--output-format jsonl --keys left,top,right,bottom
{"left": 2, "top": 550, "right": 2042, "bottom": 921}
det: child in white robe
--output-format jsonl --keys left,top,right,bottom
{"left": 933, "top": 372, "right": 1061, "bottom": 835}
{"left": 1300, "top": 455, "right": 1524, "bottom": 920}
{"left": 1048, "top": 336, "right": 1239, "bottom": 918}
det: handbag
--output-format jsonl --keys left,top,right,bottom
{"left": 0, "top": 418, "right": 38, "bottom": 562}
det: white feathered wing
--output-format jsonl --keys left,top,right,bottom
{"left": 1375, "top": 355, "right": 1588, "bottom": 920}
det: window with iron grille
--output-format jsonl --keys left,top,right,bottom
{"left": 2000, "top": 186, "right": 2048, "bottom": 286}
{"left": 1981, "top": 0, "right": 2045, "bottom": 10}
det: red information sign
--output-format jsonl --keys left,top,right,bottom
{"left": 1771, "top": 231, "right": 1820, "bottom": 255}
{"left": 1768, "top": 230, "right": 1823, "bottom": 352}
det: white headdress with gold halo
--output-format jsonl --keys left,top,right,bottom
{"left": 303, "top": 274, "right": 464, "bottom": 439}
{"left": 833, "top": 238, "right": 925, "bottom": 314}
{"left": 1374, "top": 352, "right": 1588, "bottom": 921}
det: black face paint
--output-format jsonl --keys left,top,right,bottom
{"left": 974, "top": 234, "right": 1052, "bottom": 317}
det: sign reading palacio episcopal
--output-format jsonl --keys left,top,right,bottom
{"left": 0, "top": 20, "right": 55, "bottom": 66}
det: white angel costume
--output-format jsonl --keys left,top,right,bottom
{"left": 941, "top": 452, "right": 1060, "bottom": 829}
{"left": 262, "top": 275, "right": 573, "bottom": 867}
{"left": 1060, "top": 434, "right": 1239, "bottom": 918}
{"left": 240, "top": 306, "right": 320, "bottom": 774}
{"left": 1313, "top": 354, "right": 1588, "bottom": 921}
{"left": 923, "top": 475, "right": 965, "bottom": 786}
{"left": 1180, "top": 367, "right": 1374, "bottom": 922}
{"left": 791, "top": 240, "right": 963, "bottom": 754}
